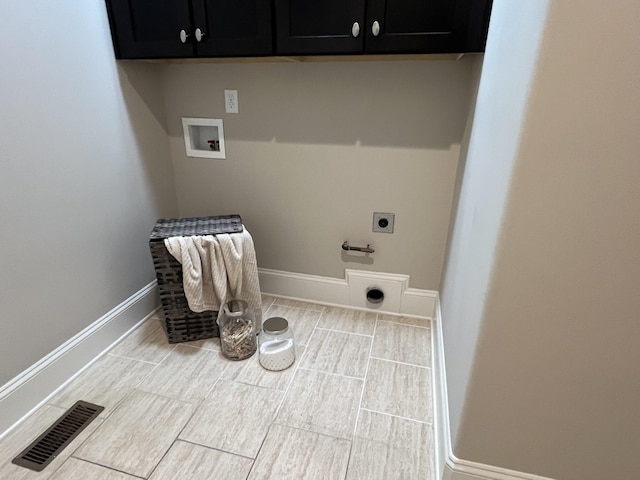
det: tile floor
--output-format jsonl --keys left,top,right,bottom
{"left": 0, "top": 295, "right": 434, "bottom": 480}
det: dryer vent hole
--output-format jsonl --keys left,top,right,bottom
{"left": 366, "top": 288, "right": 384, "bottom": 304}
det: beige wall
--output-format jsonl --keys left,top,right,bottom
{"left": 162, "top": 60, "right": 475, "bottom": 290}
{"left": 0, "top": 1, "right": 177, "bottom": 385}
{"left": 442, "top": 1, "right": 640, "bottom": 479}
{"left": 440, "top": 0, "right": 550, "bottom": 452}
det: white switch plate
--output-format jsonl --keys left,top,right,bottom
{"left": 225, "top": 89, "right": 238, "bottom": 114}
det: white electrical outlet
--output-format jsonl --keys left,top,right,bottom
{"left": 224, "top": 89, "right": 238, "bottom": 114}
{"left": 373, "top": 212, "right": 395, "bottom": 233}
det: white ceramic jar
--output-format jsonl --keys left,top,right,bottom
{"left": 259, "top": 317, "right": 295, "bottom": 371}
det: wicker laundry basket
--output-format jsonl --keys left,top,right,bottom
{"left": 149, "top": 215, "right": 243, "bottom": 343}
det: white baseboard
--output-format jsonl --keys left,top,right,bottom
{"left": 0, "top": 281, "right": 160, "bottom": 439}
{"left": 432, "top": 294, "right": 450, "bottom": 480}
{"left": 444, "top": 457, "right": 556, "bottom": 480}
{"left": 258, "top": 268, "right": 435, "bottom": 317}
{"left": 433, "top": 296, "right": 555, "bottom": 480}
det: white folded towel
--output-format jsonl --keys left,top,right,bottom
{"left": 164, "top": 228, "right": 262, "bottom": 327}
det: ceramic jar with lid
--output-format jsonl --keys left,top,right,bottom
{"left": 259, "top": 317, "right": 295, "bottom": 371}
{"left": 217, "top": 299, "right": 257, "bottom": 360}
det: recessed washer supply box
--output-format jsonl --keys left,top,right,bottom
{"left": 182, "top": 117, "right": 226, "bottom": 159}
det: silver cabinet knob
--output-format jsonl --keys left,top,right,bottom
{"left": 195, "top": 28, "right": 205, "bottom": 42}
{"left": 372, "top": 20, "right": 380, "bottom": 36}
{"left": 351, "top": 22, "right": 360, "bottom": 38}
{"left": 179, "top": 29, "right": 189, "bottom": 43}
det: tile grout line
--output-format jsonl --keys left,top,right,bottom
{"left": 369, "top": 356, "right": 433, "bottom": 370}
{"left": 174, "top": 363, "right": 285, "bottom": 478}
{"left": 173, "top": 304, "right": 322, "bottom": 475}
{"left": 90, "top": 360, "right": 235, "bottom": 478}
{"left": 46, "top": 346, "right": 174, "bottom": 422}
{"left": 45, "top": 351, "right": 166, "bottom": 419}
{"left": 376, "top": 318, "right": 432, "bottom": 330}
{"left": 245, "top": 308, "right": 323, "bottom": 479}
{"left": 267, "top": 421, "right": 353, "bottom": 442}
{"left": 46, "top": 456, "right": 80, "bottom": 480}
{"left": 359, "top": 407, "right": 434, "bottom": 426}
{"left": 104, "top": 353, "right": 163, "bottom": 365}
{"left": 109, "top": 342, "right": 177, "bottom": 367}
{"left": 145, "top": 436, "right": 179, "bottom": 479}
{"left": 179, "top": 342, "right": 221, "bottom": 353}
{"left": 296, "top": 367, "right": 365, "bottom": 381}
{"left": 270, "top": 300, "right": 325, "bottom": 314}
{"left": 314, "top": 327, "right": 374, "bottom": 338}
{"left": 271, "top": 309, "right": 322, "bottom": 419}
{"left": 261, "top": 296, "right": 276, "bottom": 313}
{"left": 67, "top": 456, "right": 147, "bottom": 479}
{"left": 176, "top": 438, "right": 257, "bottom": 461}
{"left": 32, "top": 412, "right": 108, "bottom": 479}
{"left": 343, "top": 313, "right": 378, "bottom": 479}
{"left": 119, "top": 344, "right": 222, "bottom": 416}
{"left": 81, "top": 384, "right": 213, "bottom": 479}
{"left": 216, "top": 298, "right": 292, "bottom": 478}
{"left": 168, "top": 377, "right": 229, "bottom": 470}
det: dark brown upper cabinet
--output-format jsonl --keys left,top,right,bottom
{"left": 274, "top": 0, "right": 491, "bottom": 55}
{"left": 105, "top": 0, "right": 273, "bottom": 59}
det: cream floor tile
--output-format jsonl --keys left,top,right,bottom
{"left": 263, "top": 305, "right": 322, "bottom": 345}
{"left": 149, "top": 440, "right": 252, "bottom": 480}
{"left": 2, "top": 302, "right": 438, "bottom": 480}
{"left": 248, "top": 424, "right": 350, "bottom": 480}
{"left": 48, "top": 354, "right": 155, "bottom": 417}
{"left": 276, "top": 369, "right": 362, "bottom": 439}
{"left": 74, "top": 390, "right": 195, "bottom": 478}
{"left": 346, "top": 410, "right": 433, "bottom": 480}
{"left": 49, "top": 458, "right": 137, "bottom": 479}
{"left": 300, "top": 329, "right": 372, "bottom": 378}
{"left": 362, "top": 359, "right": 432, "bottom": 423}
{"left": 109, "top": 317, "right": 176, "bottom": 363}
{"left": 272, "top": 298, "right": 324, "bottom": 311}
{"left": 0, "top": 405, "right": 102, "bottom": 480}
{"left": 224, "top": 345, "right": 304, "bottom": 391}
{"left": 377, "top": 313, "right": 431, "bottom": 328}
{"left": 213, "top": 350, "right": 256, "bottom": 378}
{"left": 180, "top": 379, "right": 282, "bottom": 458}
{"left": 372, "top": 321, "right": 432, "bottom": 367}
{"left": 137, "top": 345, "right": 229, "bottom": 404}
{"left": 317, "top": 307, "right": 376, "bottom": 335}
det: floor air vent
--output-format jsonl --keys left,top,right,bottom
{"left": 12, "top": 400, "right": 104, "bottom": 472}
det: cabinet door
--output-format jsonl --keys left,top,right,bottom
{"left": 365, "top": 0, "right": 489, "bottom": 54}
{"left": 274, "top": 0, "right": 367, "bottom": 55}
{"left": 191, "top": 0, "right": 273, "bottom": 57}
{"left": 106, "top": 0, "right": 194, "bottom": 59}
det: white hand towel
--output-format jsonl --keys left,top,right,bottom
{"left": 164, "top": 229, "right": 262, "bottom": 327}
